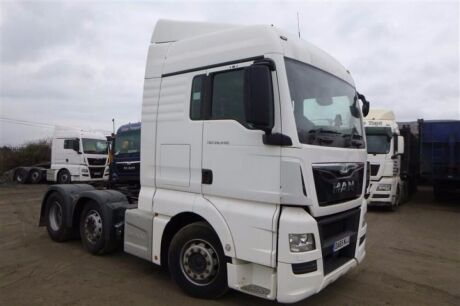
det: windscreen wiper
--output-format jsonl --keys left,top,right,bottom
{"left": 342, "top": 129, "right": 364, "bottom": 148}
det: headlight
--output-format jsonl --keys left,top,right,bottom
{"left": 377, "top": 184, "right": 391, "bottom": 191}
{"left": 81, "top": 168, "right": 89, "bottom": 173}
{"left": 289, "top": 233, "right": 315, "bottom": 252}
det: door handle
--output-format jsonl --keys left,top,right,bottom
{"left": 202, "top": 169, "right": 213, "bottom": 185}
{"left": 66, "top": 159, "right": 69, "bottom": 163}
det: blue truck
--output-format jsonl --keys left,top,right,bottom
{"left": 418, "top": 120, "right": 460, "bottom": 199}
{"left": 109, "top": 122, "right": 141, "bottom": 188}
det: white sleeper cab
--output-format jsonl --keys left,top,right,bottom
{"left": 46, "top": 127, "right": 109, "bottom": 184}
{"left": 364, "top": 109, "right": 406, "bottom": 210}
{"left": 39, "top": 20, "right": 370, "bottom": 303}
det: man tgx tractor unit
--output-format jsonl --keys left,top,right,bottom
{"left": 39, "top": 20, "right": 369, "bottom": 303}
{"left": 364, "top": 109, "right": 406, "bottom": 210}
{"left": 109, "top": 122, "right": 141, "bottom": 186}
{"left": 46, "top": 127, "right": 109, "bottom": 184}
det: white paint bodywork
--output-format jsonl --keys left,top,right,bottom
{"left": 364, "top": 109, "right": 404, "bottom": 207}
{"left": 47, "top": 127, "right": 109, "bottom": 183}
{"left": 128, "top": 20, "right": 367, "bottom": 303}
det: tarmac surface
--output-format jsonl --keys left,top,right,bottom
{"left": 0, "top": 184, "right": 459, "bottom": 305}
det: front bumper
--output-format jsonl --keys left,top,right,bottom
{"left": 367, "top": 177, "right": 397, "bottom": 206}
{"left": 276, "top": 203, "right": 367, "bottom": 303}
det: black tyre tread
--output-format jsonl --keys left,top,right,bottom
{"left": 168, "top": 222, "right": 228, "bottom": 299}
{"left": 45, "top": 193, "right": 72, "bottom": 242}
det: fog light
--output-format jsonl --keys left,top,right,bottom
{"left": 289, "top": 233, "right": 315, "bottom": 252}
{"left": 377, "top": 184, "right": 391, "bottom": 191}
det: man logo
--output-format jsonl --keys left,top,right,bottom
{"left": 333, "top": 180, "right": 356, "bottom": 194}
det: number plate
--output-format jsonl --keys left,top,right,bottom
{"left": 94, "top": 172, "right": 101, "bottom": 176}
{"left": 333, "top": 236, "right": 350, "bottom": 252}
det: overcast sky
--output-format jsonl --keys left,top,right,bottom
{"left": 0, "top": 0, "right": 458, "bottom": 146}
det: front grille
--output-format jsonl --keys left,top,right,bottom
{"left": 89, "top": 167, "right": 104, "bottom": 179}
{"left": 312, "top": 163, "right": 364, "bottom": 206}
{"left": 116, "top": 162, "right": 140, "bottom": 174}
{"left": 87, "top": 158, "right": 107, "bottom": 166}
{"left": 370, "top": 164, "right": 380, "bottom": 176}
{"left": 316, "top": 207, "right": 360, "bottom": 275}
{"left": 372, "top": 194, "right": 389, "bottom": 199}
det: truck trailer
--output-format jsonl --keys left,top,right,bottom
{"left": 419, "top": 119, "right": 460, "bottom": 198}
{"left": 39, "top": 20, "right": 369, "bottom": 303}
{"left": 364, "top": 109, "right": 406, "bottom": 210}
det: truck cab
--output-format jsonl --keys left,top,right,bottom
{"left": 110, "top": 122, "right": 141, "bottom": 187}
{"left": 40, "top": 20, "right": 369, "bottom": 303}
{"left": 46, "top": 127, "right": 109, "bottom": 183}
{"left": 364, "top": 109, "right": 405, "bottom": 210}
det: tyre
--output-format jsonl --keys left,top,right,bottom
{"left": 14, "top": 168, "right": 28, "bottom": 184}
{"left": 168, "top": 222, "right": 228, "bottom": 299}
{"left": 45, "top": 193, "right": 72, "bottom": 242}
{"left": 80, "top": 202, "right": 114, "bottom": 254}
{"left": 29, "top": 169, "right": 42, "bottom": 184}
{"left": 391, "top": 186, "right": 400, "bottom": 211}
{"left": 57, "top": 169, "right": 71, "bottom": 184}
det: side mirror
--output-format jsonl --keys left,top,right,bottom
{"left": 357, "top": 92, "right": 370, "bottom": 117}
{"left": 244, "top": 64, "right": 274, "bottom": 133}
{"left": 398, "top": 136, "right": 405, "bottom": 155}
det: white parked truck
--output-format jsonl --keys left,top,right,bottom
{"left": 39, "top": 20, "right": 370, "bottom": 303}
{"left": 46, "top": 127, "right": 110, "bottom": 184}
{"left": 364, "top": 109, "right": 405, "bottom": 210}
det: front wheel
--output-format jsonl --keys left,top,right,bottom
{"left": 168, "top": 222, "right": 228, "bottom": 299}
{"left": 57, "top": 169, "right": 71, "bottom": 184}
{"left": 391, "top": 186, "right": 400, "bottom": 211}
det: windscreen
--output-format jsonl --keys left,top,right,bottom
{"left": 365, "top": 127, "right": 392, "bottom": 154}
{"left": 114, "top": 130, "right": 140, "bottom": 155}
{"left": 82, "top": 138, "right": 108, "bottom": 154}
{"left": 285, "top": 58, "right": 364, "bottom": 148}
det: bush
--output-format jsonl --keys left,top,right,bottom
{"left": 0, "top": 139, "right": 51, "bottom": 173}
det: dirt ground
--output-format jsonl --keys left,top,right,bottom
{"left": 0, "top": 184, "right": 459, "bottom": 306}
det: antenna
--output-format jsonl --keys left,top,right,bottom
{"left": 297, "top": 12, "right": 301, "bottom": 38}
{"left": 112, "top": 118, "right": 115, "bottom": 134}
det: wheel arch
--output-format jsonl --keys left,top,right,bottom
{"left": 158, "top": 197, "right": 236, "bottom": 267}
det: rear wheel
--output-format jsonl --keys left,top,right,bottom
{"left": 14, "top": 168, "right": 27, "bottom": 184}
{"left": 168, "top": 222, "right": 228, "bottom": 299}
{"left": 45, "top": 193, "right": 72, "bottom": 242}
{"left": 57, "top": 169, "right": 71, "bottom": 184}
{"left": 80, "top": 202, "right": 115, "bottom": 254}
{"left": 29, "top": 169, "right": 42, "bottom": 184}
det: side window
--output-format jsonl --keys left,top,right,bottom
{"left": 190, "top": 75, "right": 203, "bottom": 120}
{"left": 63, "top": 139, "right": 72, "bottom": 149}
{"left": 211, "top": 69, "right": 245, "bottom": 125}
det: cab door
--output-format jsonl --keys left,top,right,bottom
{"left": 202, "top": 60, "right": 281, "bottom": 203}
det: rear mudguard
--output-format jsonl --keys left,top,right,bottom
{"left": 39, "top": 185, "right": 132, "bottom": 242}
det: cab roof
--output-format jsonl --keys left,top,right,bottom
{"left": 149, "top": 19, "right": 354, "bottom": 86}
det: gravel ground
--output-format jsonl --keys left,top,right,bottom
{"left": 0, "top": 184, "right": 459, "bottom": 306}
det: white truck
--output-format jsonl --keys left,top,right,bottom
{"left": 39, "top": 20, "right": 370, "bottom": 303}
{"left": 46, "top": 127, "right": 110, "bottom": 184}
{"left": 364, "top": 109, "right": 405, "bottom": 210}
